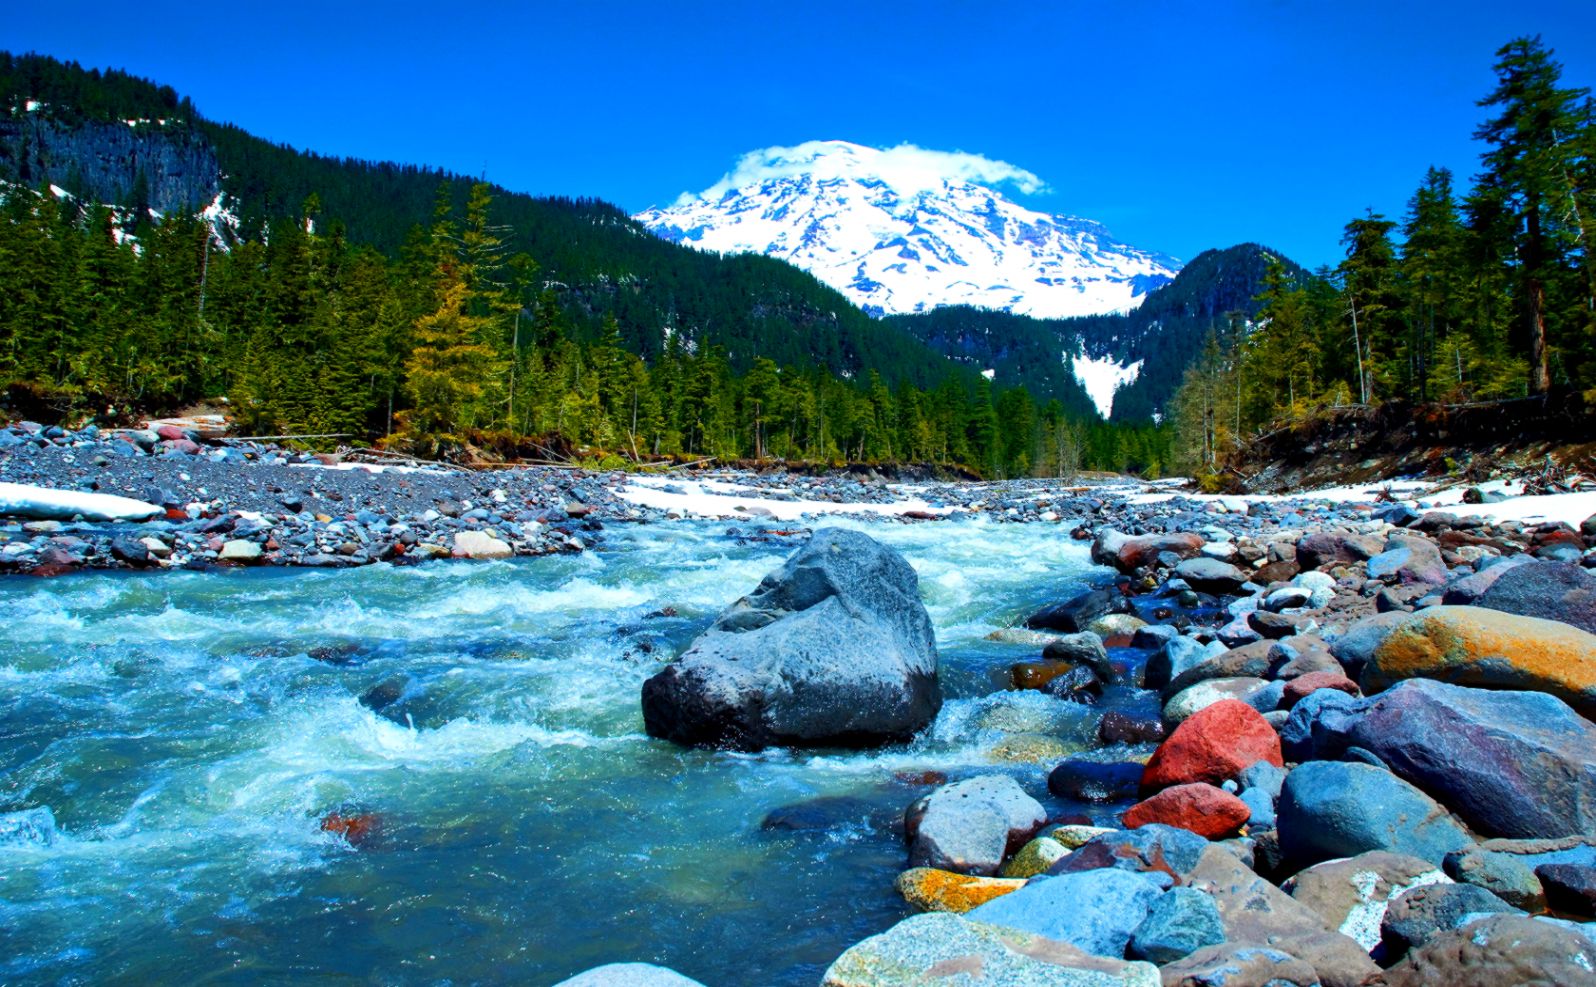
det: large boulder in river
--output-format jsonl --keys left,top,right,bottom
{"left": 640, "top": 528, "right": 940, "bottom": 750}
{"left": 1355, "top": 605, "right": 1596, "bottom": 719}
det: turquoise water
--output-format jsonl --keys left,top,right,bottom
{"left": 0, "top": 518, "right": 1116, "bottom": 986}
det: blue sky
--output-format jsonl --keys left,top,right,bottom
{"left": 9, "top": 0, "right": 1595, "bottom": 269}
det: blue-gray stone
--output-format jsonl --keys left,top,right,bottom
{"left": 967, "top": 867, "right": 1168, "bottom": 958}
{"left": 1240, "top": 786, "right": 1277, "bottom": 829}
{"left": 1238, "top": 760, "right": 1287, "bottom": 799}
{"left": 1342, "top": 680, "right": 1596, "bottom": 840}
{"left": 1280, "top": 688, "right": 1369, "bottom": 762}
{"left": 1128, "top": 887, "right": 1226, "bottom": 964}
{"left": 1277, "top": 761, "right": 1472, "bottom": 869}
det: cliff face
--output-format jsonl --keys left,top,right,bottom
{"left": 0, "top": 113, "right": 219, "bottom": 212}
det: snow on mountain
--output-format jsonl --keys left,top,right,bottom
{"left": 1069, "top": 350, "right": 1143, "bottom": 419}
{"left": 635, "top": 140, "right": 1180, "bottom": 319}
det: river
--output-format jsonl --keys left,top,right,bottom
{"left": 0, "top": 517, "right": 1143, "bottom": 985}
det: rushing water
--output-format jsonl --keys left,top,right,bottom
{"left": 0, "top": 517, "right": 1145, "bottom": 986}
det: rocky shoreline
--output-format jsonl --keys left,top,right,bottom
{"left": 568, "top": 489, "right": 1596, "bottom": 984}
{"left": 6, "top": 417, "right": 1596, "bottom": 985}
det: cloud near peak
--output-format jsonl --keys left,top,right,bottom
{"left": 675, "top": 140, "right": 1050, "bottom": 206}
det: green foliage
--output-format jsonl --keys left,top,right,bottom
{"left": 1169, "top": 34, "right": 1595, "bottom": 472}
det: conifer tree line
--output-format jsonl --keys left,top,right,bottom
{"left": 0, "top": 172, "right": 1175, "bottom": 476}
{"left": 1171, "top": 36, "right": 1596, "bottom": 475}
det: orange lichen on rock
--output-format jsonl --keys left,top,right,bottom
{"left": 895, "top": 867, "right": 1025, "bottom": 913}
{"left": 1361, "top": 605, "right": 1596, "bottom": 717}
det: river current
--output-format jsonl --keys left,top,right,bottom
{"left": 1, "top": 517, "right": 1132, "bottom": 985}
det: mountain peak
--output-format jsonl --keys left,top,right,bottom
{"left": 636, "top": 141, "right": 1179, "bottom": 319}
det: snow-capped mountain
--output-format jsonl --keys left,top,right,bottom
{"left": 635, "top": 140, "right": 1181, "bottom": 319}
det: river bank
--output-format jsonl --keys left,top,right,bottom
{"left": 5, "top": 417, "right": 1596, "bottom": 985}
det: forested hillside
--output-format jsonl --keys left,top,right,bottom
{"left": 0, "top": 52, "right": 1178, "bottom": 476}
{"left": 883, "top": 242, "right": 1302, "bottom": 421}
{"left": 1169, "top": 36, "right": 1596, "bottom": 480}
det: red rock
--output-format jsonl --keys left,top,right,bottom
{"left": 155, "top": 424, "right": 188, "bottom": 441}
{"left": 1282, "top": 670, "right": 1360, "bottom": 709}
{"left": 1140, "top": 699, "right": 1282, "bottom": 794}
{"left": 164, "top": 507, "right": 189, "bottom": 521}
{"left": 1123, "top": 782, "right": 1250, "bottom": 839}
{"left": 321, "top": 811, "right": 381, "bottom": 846}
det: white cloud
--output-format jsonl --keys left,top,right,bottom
{"left": 675, "top": 140, "right": 1050, "bottom": 206}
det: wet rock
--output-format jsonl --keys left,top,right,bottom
{"left": 1122, "top": 783, "right": 1249, "bottom": 839}
{"left": 1042, "top": 665, "right": 1105, "bottom": 703}
{"left": 1026, "top": 587, "right": 1123, "bottom": 633}
{"left": 1140, "top": 699, "right": 1282, "bottom": 794}
{"left": 1042, "top": 631, "right": 1115, "bottom": 679}
{"left": 1159, "top": 943, "right": 1319, "bottom": 987}
{"left": 1445, "top": 837, "right": 1596, "bottom": 910}
{"left": 1379, "top": 882, "right": 1521, "bottom": 961}
{"left": 1337, "top": 679, "right": 1596, "bottom": 840}
{"left": 1049, "top": 759, "right": 1144, "bottom": 802}
{"left": 1097, "top": 709, "right": 1165, "bottom": 745}
{"left": 554, "top": 963, "right": 706, "bottom": 987}
{"left": 320, "top": 811, "right": 381, "bottom": 847}
{"left": 821, "top": 912, "right": 1160, "bottom": 987}
{"left": 906, "top": 775, "right": 1046, "bottom": 876}
{"left": 1174, "top": 557, "right": 1249, "bottom": 594}
{"left": 1126, "top": 886, "right": 1225, "bottom": 964}
{"left": 895, "top": 867, "right": 1024, "bottom": 913}
{"left": 1382, "top": 914, "right": 1596, "bottom": 987}
{"left": 1283, "top": 850, "right": 1450, "bottom": 951}
{"left": 641, "top": 528, "right": 941, "bottom": 750}
{"left": 761, "top": 795, "right": 881, "bottom": 833}
{"left": 1277, "top": 761, "right": 1472, "bottom": 869}
{"left": 1356, "top": 605, "right": 1596, "bottom": 719}
{"left": 965, "top": 867, "right": 1168, "bottom": 958}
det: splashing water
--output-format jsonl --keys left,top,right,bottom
{"left": 1, "top": 517, "right": 1127, "bottom": 985}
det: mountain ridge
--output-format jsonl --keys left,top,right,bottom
{"left": 635, "top": 140, "right": 1180, "bottom": 320}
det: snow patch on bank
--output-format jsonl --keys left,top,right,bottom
{"left": 1124, "top": 477, "right": 1596, "bottom": 530}
{"left": 617, "top": 476, "right": 955, "bottom": 521}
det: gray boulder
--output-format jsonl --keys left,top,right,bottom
{"left": 1277, "top": 761, "right": 1472, "bottom": 869}
{"left": 1366, "top": 534, "right": 1448, "bottom": 586}
{"left": 906, "top": 775, "right": 1047, "bottom": 876}
{"left": 641, "top": 529, "right": 940, "bottom": 749}
{"left": 1340, "top": 680, "right": 1596, "bottom": 839}
{"left": 1475, "top": 559, "right": 1596, "bottom": 635}
{"left": 965, "top": 867, "right": 1168, "bottom": 958}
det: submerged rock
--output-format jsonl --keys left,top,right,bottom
{"left": 640, "top": 528, "right": 940, "bottom": 750}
